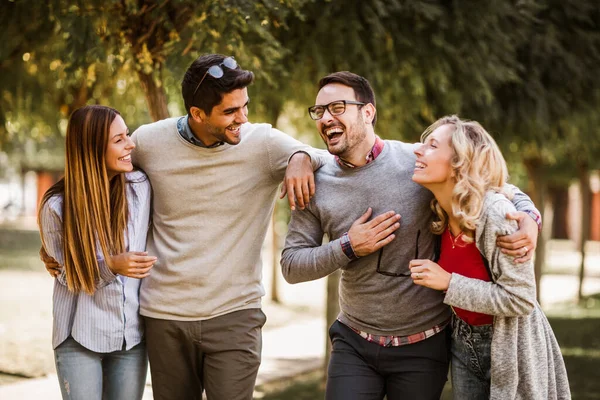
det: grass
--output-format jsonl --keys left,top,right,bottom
{"left": 548, "top": 313, "right": 600, "bottom": 399}
{"left": 256, "top": 371, "right": 453, "bottom": 400}
{"left": 0, "top": 227, "right": 43, "bottom": 271}
{"left": 0, "top": 248, "right": 44, "bottom": 271}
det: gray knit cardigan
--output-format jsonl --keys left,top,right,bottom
{"left": 444, "top": 191, "right": 571, "bottom": 400}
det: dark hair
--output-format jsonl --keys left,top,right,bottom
{"left": 182, "top": 54, "right": 254, "bottom": 115}
{"left": 318, "top": 71, "right": 377, "bottom": 126}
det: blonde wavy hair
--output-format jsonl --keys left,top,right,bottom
{"left": 421, "top": 115, "right": 512, "bottom": 242}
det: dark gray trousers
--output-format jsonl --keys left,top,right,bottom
{"left": 144, "top": 308, "right": 266, "bottom": 400}
{"left": 325, "top": 320, "right": 449, "bottom": 400}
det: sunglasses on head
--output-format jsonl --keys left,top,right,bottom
{"left": 192, "top": 57, "right": 238, "bottom": 98}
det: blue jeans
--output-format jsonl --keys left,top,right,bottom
{"left": 54, "top": 336, "right": 148, "bottom": 400}
{"left": 450, "top": 313, "right": 492, "bottom": 400}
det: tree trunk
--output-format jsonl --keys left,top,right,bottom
{"left": 67, "top": 78, "right": 90, "bottom": 116}
{"left": 549, "top": 185, "right": 570, "bottom": 239}
{"left": 324, "top": 269, "right": 341, "bottom": 382}
{"left": 577, "top": 162, "right": 591, "bottom": 302}
{"left": 270, "top": 204, "right": 280, "bottom": 303}
{"left": 136, "top": 68, "right": 169, "bottom": 122}
{"left": 267, "top": 103, "right": 284, "bottom": 303}
{"left": 523, "top": 158, "right": 548, "bottom": 303}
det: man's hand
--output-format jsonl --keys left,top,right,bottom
{"left": 496, "top": 211, "right": 539, "bottom": 263}
{"left": 108, "top": 252, "right": 157, "bottom": 279}
{"left": 348, "top": 208, "right": 401, "bottom": 257}
{"left": 409, "top": 259, "right": 451, "bottom": 291}
{"left": 40, "top": 246, "right": 61, "bottom": 278}
{"left": 280, "top": 152, "right": 315, "bottom": 211}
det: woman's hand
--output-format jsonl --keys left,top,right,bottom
{"left": 409, "top": 259, "right": 451, "bottom": 291}
{"left": 496, "top": 211, "right": 538, "bottom": 263}
{"left": 108, "top": 251, "right": 157, "bottom": 279}
{"left": 39, "top": 246, "right": 61, "bottom": 277}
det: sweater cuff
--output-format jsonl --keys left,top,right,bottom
{"left": 98, "top": 259, "right": 118, "bottom": 288}
{"left": 525, "top": 209, "right": 543, "bottom": 231}
{"left": 340, "top": 232, "right": 358, "bottom": 260}
{"left": 443, "top": 273, "right": 463, "bottom": 307}
{"left": 288, "top": 150, "right": 311, "bottom": 164}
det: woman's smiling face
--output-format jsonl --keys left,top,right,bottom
{"left": 105, "top": 114, "right": 135, "bottom": 178}
{"left": 412, "top": 123, "right": 455, "bottom": 188}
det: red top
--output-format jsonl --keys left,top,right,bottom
{"left": 438, "top": 228, "right": 494, "bottom": 326}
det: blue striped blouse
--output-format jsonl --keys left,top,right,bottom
{"left": 39, "top": 170, "right": 151, "bottom": 352}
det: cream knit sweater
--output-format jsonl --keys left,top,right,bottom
{"left": 132, "top": 118, "right": 328, "bottom": 320}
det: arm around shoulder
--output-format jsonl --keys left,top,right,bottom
{"left": 505, "top": 183, "right": 542, "bottom": 225}
{"left": 267, "top": 127, "right": 330, "bottom": 176}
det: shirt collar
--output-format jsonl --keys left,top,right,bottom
{"left": 177, "top": 115, "right": 225, "bottom": 148}
{"left": 335, "top": 135, "right": 385, "bottom": 168}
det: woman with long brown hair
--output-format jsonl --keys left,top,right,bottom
{"left": 38, "top": 105, "right": 156, "bottom": 399}
{"left": 409, "top": 115, "right": 570, "bottom": 399}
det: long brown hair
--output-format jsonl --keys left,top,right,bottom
{"left": 39, "top": 105, "right": 128, "bottom": 294}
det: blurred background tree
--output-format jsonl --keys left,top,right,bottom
{"left": 476, "top": 0, "right": 600, "bottom": 298}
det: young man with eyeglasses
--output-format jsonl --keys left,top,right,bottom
{"left": 127, "top": 54, "right": 329, "bottom": 399}
{"left": 281, "top": 71, "right": 541, "bottom": 399}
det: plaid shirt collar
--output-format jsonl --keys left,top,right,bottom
{"left": 335, "top": 135, "right": 385, "bottom": 168}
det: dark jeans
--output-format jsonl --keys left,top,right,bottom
{"left": 144, "top": 308, "right": 267, "bottom": 400}
{"left": 450, "top": 313, "right": 493, "bottom": 400}
{"left": 325, "top": 320, "right": 449, "bottom": 400}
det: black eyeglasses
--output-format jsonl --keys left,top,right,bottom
{"left": 308, "top": 100, "right": 365, "bottom": 120}
{"left": 192, "top": 57, "right": 238, "bottom": 98}
{"left": 376, "top": 230, "right": 420, "bottom": 277}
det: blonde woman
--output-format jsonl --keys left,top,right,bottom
{"left": 38, "top": 105, "right": 156, "bottom": 400}
{"left": 409, "top": 115, "right": 570, "bottom": 399}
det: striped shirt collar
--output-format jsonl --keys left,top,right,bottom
{"left": 335, "top": 135, "right": 385, "bottom": 168}
{"left": 177, "top": 115, "right": 225, "bottom": 148}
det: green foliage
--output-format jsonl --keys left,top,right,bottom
{"left": 480, "top": 0, "right": 600, "bottom": 168}
{"left": 1, "top": 0, "right": 600, "bottom": 177}
{"left": 0, "top": 0, "right": 308, "bottom": 162}
{"left": 256, "top": 1, "right": 547, "bottom": 143}
{"left": 0, "top": 1, "right": 58, "bottom": 149}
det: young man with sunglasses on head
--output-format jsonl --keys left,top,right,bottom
{"left": 128, "top": 54, "right": 329, "bottom": 399}
{"left": 281, "top": 71, "right": 541, "bottom": 399}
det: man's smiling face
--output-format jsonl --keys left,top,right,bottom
{"left": 315, "top": 83, "right": 368, "bottom": 159}
{"left": 196, "top": 87, "right": 249, "bottom": 146}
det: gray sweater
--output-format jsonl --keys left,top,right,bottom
{"left": 282, "top": 140, "right": 539, "bottom": 337}
{"left": 445, "top": 191, "right": 570, "bottom": 399}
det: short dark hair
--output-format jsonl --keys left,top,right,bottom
{"left": 182, "top": 54, "right": 254, "bottom": 115}
{"left": 318, "top": 71, "right": 377, "bottom": 126}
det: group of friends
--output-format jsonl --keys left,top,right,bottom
{"left": 38, "top": 53, "right": 571, "bottom": 400}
